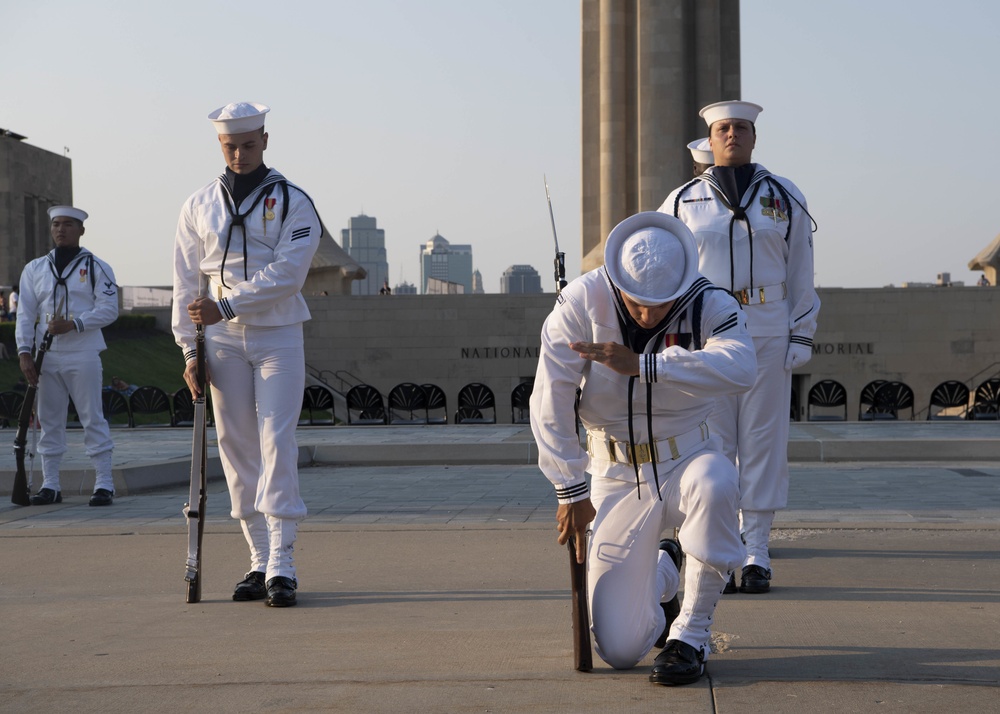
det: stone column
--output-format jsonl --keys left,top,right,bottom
{"left": 581, "top": 0, "right": 741, "bottom": 273}
{"left": 597, "top": 0, "right": 634, "bottom": 266}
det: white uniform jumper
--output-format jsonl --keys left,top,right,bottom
{"left": 660, "top": 164, "right": 820, "bottom": 573}
{"left": 530, "top": 270, "right": 756, "bottom": 668}
{"left": 172, "top": 167, "right": 322, "bottom": 582}
{"left": 15, "top": 248, "right": 119, "bottom": 492}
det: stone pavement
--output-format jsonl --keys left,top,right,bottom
{"left": 1, "top": 424, "right": 998, "bottom": 713}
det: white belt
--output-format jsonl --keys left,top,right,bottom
{"left": 734, "top": 282, "right": 786, "bottom": 305}
{"left": 586, "top": 422, "right": 709, "bottom": 465}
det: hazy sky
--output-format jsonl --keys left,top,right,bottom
{"left": 3, "top": 0, "right": 997, "bottom": 291}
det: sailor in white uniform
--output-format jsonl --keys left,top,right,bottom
{"left": 687, "top": 137, "right": 714, "bottom": 177}
{"left": 172, "top": 102, "right": 322, "bottom": 607}
{"left": 660, "top": 100, "right": 821, "bottom": 594}
{"left": 530, "top": 211, "right": 756, "bottom": 685}
{"left": 16, "top": 205, "right": 119, "bottom": 507}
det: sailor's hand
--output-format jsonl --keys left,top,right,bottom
{"left": 570, "top": 340, "right": 641, "bottom": 376}
{"left": 556, "top": 499, "right": 596, "bottom": 564}
{"left": 46, "top": 318, "right": 75, "bottom": 335}
{"left": 19, "top": 353, "right": 38, "bottom": 386}
{"left": 182, "top": 359, "right": 211, "bottom": 397}
{"left": 187, "top": 297, "right": 223, "bottom": 326}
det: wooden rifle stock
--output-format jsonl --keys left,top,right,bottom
{"left": 568, "top": 535, "right": 593, "bottom": 672}
{"left": 11, "top": 333, "right": 53, "bottom": 506}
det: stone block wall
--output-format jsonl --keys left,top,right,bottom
{"left": 303, "top": 294, "right": 554, "bottom": 423}
{"left": 141, "top": 286, "right": 1000, "bottom": 423}
{"left": 801, "top": 287, "right": 1000, "bottom": 419}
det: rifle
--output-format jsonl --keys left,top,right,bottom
{"left": 11, "top": 332, "right": 54, "bottom": 506}
{"left": 183, "top": 324, "right": 208, "bottom": 603}
{"left": 544, "top": 175, "right": 567, "bottom": 294}
{"left": 545, "top": 176, "right": 589, "bottom": 668}
{"left": 567, "top": 535, "right": 593, "bottom": 672}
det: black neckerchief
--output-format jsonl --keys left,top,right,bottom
{"left": 703, "top": 164, "right": 763, "bottom": 292}
{"left": 54, "top": 246, "right": 83, "bottom": 274}
{"left": 604, "top": 274, "right": 702, "bottom": 503}
{"left": 620, "top": 306, "right": 673, "bottom": 354}
{"left": 712, "top": 163, "right": 755, "bottom": 206}
{"left": 226, "top": 163, "right": 270, "bottom": 206}
{"left": 217, "top": 164, "right": 274, "bottom": 287}
{"left": 601, "top": 273, "right": 714, "bottom": 501}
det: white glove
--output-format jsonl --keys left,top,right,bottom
{"left": 784, "top": 342, "right": 812, "bottom": 370}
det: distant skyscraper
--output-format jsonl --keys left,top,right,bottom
{"left": 394, "top": 281, "right": 417, "bottom": 295}
{"left": 341, "top": 214, "right": 389, "bottom": 295}
{"left": 472, "top": 269, "right": 485, "bottom": 295}
{"left": 419, "top": 233, "right": 473, "bottom": 294}
{"left": 425, "top": 278, "right": 465, "bottom": 295}
{"left": 500, "top": 265, "right": 543, "bottom": 294}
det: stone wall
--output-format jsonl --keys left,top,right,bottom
{"left": 141, "top": 286, "right": 1000, "bottom": 423}
{"left": 0, "top": 137, "right": 73, "bottom": 286}
{"left": 302, "top": 294, "right": 552, "bottom": 423}
{"left": 801, "top": 286, "right": 1000, "bottom": 420}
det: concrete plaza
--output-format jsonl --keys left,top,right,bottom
{"left": 1, "top": 423, "right": 998, "bottom": 713}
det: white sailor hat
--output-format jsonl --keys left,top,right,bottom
{"left": 687, "top": 137, "right": 714, "bottom": 165}
{"left": 208, "top": 102, "right": 270, "bottom": 134}
{"left": 604, "top": 212, "right": 700, "bottom": 306}
{"left": 699, "top": 100, "right": 763, "bottom": 127}
{"left": 47, "top": 205, "right": 88, "bottom": 223}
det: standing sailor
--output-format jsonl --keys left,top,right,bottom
{"left": 15, "top": 205, "right": 119, "bottom": 506}
{"left": 660, "top": 100, "right": 820, "bottom": 594}
{"left": 172, "top": 102, "right": 322, "bottom": 607}
{"left": 687, "top": 137, "right": 714, "bottom": 177}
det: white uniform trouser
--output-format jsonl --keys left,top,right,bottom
{"left": 37, "top": 350, "right": 114, "bottom": 492}
{"left": 206, "top": 321, "right": 306, "bottom": 580}
{"left": 588, "top": 444, "right": 744, "bottom": 669}
{"left": 709, "top": 335, "right": 789, "bottom": 570}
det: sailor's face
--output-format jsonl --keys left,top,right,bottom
{"left": 709, "top": 118, "right": 755, "bottom": 167}
{"left": 218, "top": 129, "right": 268, "bottom": 174}
{"left": 50, "top": 217, "right": 84, "bottom": 248}
{"left": 621, "top": 294, "right": 674, "bottom": 329}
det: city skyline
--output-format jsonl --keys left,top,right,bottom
{"left": 3, "top": 1, "right": 999, "bottom": 292}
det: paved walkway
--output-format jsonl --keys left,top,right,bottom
{"left": 1, "top": 424, "right": 998, "bottom": 712}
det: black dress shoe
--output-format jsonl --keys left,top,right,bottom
{"left": 649, "top": 639, "right": 705, "bottom": 686}
{"left": 739, "top": 564, "right": 771, "bottom": 593}
{"left": 89, "top": 488, "right": 114, "bottom": 507}
{"left": 30, "top": 488, "right": 62, "bottom": 505}
{"left": 233, "top": 571, "right": 267, "bottom": 601}
{"left": 723, "top": 571, "right": 738, "bottom": 594}
{"left": 654, "top": 538, "right": 684, "bottom": 649}
{"left": 265, "top": 576, "right": 297, "bottom": 607}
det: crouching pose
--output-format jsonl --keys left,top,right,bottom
{"left": 529, "top": 212, "right": 756, "bottom": 685}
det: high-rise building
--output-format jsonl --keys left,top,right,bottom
{"left": 419, "top": 233, "right": 472, "bottom": 294}
{"left": 341, "top": 214, "right": 389, "bottom": 296}
{"left": 394, "top": 281, "right": 418, "bottom": 295}
{"left": 500, "top": 265, "right": 543, "bottom": 294}
{"left": 471, "top": 269, "right": 485, "bottom": 295}
{"left": 581, "top": 0, "right": 740, "bottom": 272}
{"left": 0, "top": 129, "right": 73, "bottom": 287}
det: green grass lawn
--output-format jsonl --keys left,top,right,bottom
{"left": 0, "top": 329, "right": 186, "bottom": 395}
{"left": 1, "top": 328, "right": 318, "bottom": 427}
